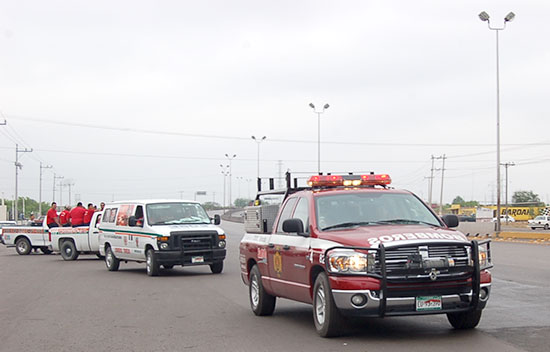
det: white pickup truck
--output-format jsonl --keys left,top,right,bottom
{"left": 50, "top": 212, "right": 103, "bottom": 260}
{"left": 0, "top": 218, "right": 53, "bottom": 255}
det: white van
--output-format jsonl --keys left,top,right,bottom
{"left": 98, "top": 200, "right": 226, "bottom": 276}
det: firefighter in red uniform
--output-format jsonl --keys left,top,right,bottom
{"left": 46, "top": 202, "right": 61, "bottom": 229}
{"left": 83, "top": 203, "right": 95, "bottom": 226}
{"left": 59, "top": 206, "right": 72, "bottom": 227}
{"left": 70, "top": 202, "right": 86, "bottom": 227}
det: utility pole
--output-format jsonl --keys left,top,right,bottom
{"left": 53, "top": 173, "right": 64, "bottom": 203}
{"left": 435, "top": 155, "right": 447, "bottom": 216}
{"left": 39, "top": 162, "right": 53, "bottom": 215}
{"left": 224, "top": 154, "right": 236, "bottom": 207}
{"left": 66, "top": 181, "right": 75, "bottom": 205}
{"left": 501, "top": 162, "right": 515, "bottom": 223}
{"left": 277, "top": 160, "right": 283, "bottom": 188}
{"left": 428, "top": 155, "right": 436, "bottom": 207}
{"left": 15, "top": 144, "right": 33, "bottom": 222}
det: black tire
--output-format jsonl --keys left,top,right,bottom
{"left": 146, "top": 249, "right": 160, "bottom": 276}
{"left": 531, "top": 227, "right": 536, "bottom": 230}
{"left": 313, "top": 272, "right": 345, "bottom": 337}
{"left": 105, "top": 246, "right": 120, "bottom": 271}
{"left": 96, "top": 254, "right": 105, "bottom": 259}
{"left": 447, "top": 309, "right": 483, "bottom": 329}
{"left": 40, "top": 247, "right": 53, "bottom": 255}
{"left": 163, "top": 264, "right": 174, "bottom": 269}
{"left": 544, "top": 224, "right": 549, "bottom": 230}
{"left": 15, "top": 237, "right": 32, "bottom": 255}
{"left": 60, "top": 241, "right": 79, "bottom": 261}
{"left": 249, "top": 265, "right": 276, "bottom": 316}
{"left": 210, "top": 261, "right": 223, "bottom": 274}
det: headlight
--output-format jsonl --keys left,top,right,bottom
{"left": 327, "top": 250, "right": 375, "bottom": 274}
{"left": 160, "top": 242, "right": 169, "bottom": 250}
{"left": 478, "top": 242, "right": 492, "bottom": 269}
{"left": 218, "top": 240, "right": 226, "bottom": 248}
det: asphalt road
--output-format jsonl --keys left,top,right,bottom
{"left": 1, "top": 221, "right": 549, "bottom": 352}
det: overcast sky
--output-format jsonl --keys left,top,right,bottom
{"left": 1, "top": 0, "right": 549, "bottom": 208}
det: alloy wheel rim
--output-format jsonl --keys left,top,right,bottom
{"left": 315, "top": 285, "right": 326, "bottom": 325}
{"left": 250, "top": 275, "right": 260, "bottom": 308}
{"left": 146, "top": 253, "right": 151, "bottom": 273}
{"left": 18, "top": 242, "right": 27, "bottom": 252}
{"left": 106, "top": 250, "right": 113, "bottom": 267}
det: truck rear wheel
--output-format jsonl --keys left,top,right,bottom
{"left": 15, "top": 237, "right": 31, "bottom": 255}
{"left": 146, "top": 249, "right": 160, "bottom": 276}
{"left": 313, "top": 272, "right": 345, "bottom": 337}
{"left": 447, "top": 309, "right": 482, "bottom": 329}
{"left": 60, "top": 241, "right": 79, "bottom": 261}
{"left": 249, "top": 265, "right": 276, "bottom": 316}
{"left": 105, "top": 246, "right": 120, "bottom": 271}
{"left": 210, "top": 261, "right": 223, "bottom": 274}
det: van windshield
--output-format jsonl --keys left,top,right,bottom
{"left": 146, "top": 203, "right": 211, "bottom": 225}
{"left": 315, "top": 192, "right": 442, "bottom": 231}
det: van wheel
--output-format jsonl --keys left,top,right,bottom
{"left": 60, "top": 241, "right": 79, "bottom": 260}
{"left": 249, "top": 265, "right": 276, "bottom": 316}
{"left": 531, "top": 227, "right": 536, "bottom": 230}
{"left": 96, "top": 254, "right": 105, "bottom": 259}
{"left": 40, "top": 247, "right": 53, "bottom": 255}
{"left": 105, "top": 246, "right": 120, "bottom": 271}
{"left": 313, "top": 272, "right": 345, "bottom": 337}
{"left": 15, "top": 238, "right": 31, "bottom": 255}
{"left": 210, "top": 261, "right": 223, "bottom": 274}
{"left": 146, "top": 249, "right": 160, "bottom": 276}
{"left": 447, "top": 310, "right": 482, "bottom": 329}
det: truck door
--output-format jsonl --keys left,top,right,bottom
{"left": 88, "top": 213, "right": 102, "bottom": 252}
{"left": 278, "top": 197, "right": 312, "bottom": 303}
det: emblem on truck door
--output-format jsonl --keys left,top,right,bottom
{"left": 274, "top": 251, "right": 283, "bottom": 277}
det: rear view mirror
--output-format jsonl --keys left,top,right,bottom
{"left": 282, "top": 218, "right": 309, "bottom": 237}
{"left": 213, "top": 214, "right": 221, "bottom": 225}
{"left": 128, "top": 216, "right": 143, "bottom": 227}
{"left": 442, "top": 215, "right": 459, "bottom": 228}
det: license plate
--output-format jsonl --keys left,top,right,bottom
{"left": 416, "top": 296, "right": 442, "bottom": 311}
{"left": 192, "top": 256, "right": 204, "bottom": 264}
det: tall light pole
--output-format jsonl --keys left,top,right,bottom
{"left": 251, "top": 136, "right": 266, "bottom": 180}
{"left": 224, "top": 154, "right": 236, "bottom": 207}
{"left": 220, "top": 164, "right": 230, "bottom": 209}
{"left": 15, "top": 144, "right": 33, "bottom": 221}
{"left": 309, "top": 103, "right": 330, "bottom": 174}
{"left": 39, "top": 162, "right": 53, "bottom": 215}
{"left": 479, "top": 10, "right": 515, "bottom": 235}
{"left": 501, "top": 162, "right": 515, "bottom": 224}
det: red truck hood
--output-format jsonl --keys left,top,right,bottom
{"left": 317, "top": 224, "right": 468, "bottom": 248}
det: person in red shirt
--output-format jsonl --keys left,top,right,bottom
{"left": 83, "top": 203, "right": 95, "bottom": 226}
{"left": 59, "top": 206, "right": 72, "bottom": 227}
{"left": 70, "top": 202, "right": 86, "bottom": 227}
{"left": 46, "top": 202, "right": 60, "bottom": 228}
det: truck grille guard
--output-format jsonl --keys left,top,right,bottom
{"left": 323, "top": 239, "right": 492, "bottom": 317}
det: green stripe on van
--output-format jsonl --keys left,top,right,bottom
{"left": 99, "top": 227, "right": 160, "bottom": 237}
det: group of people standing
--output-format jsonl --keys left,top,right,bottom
{"left": 46, "top": 201, "right": 105, "bottom": 229}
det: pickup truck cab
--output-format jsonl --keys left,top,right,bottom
{"left": 240, "top": 173, "right": 492, "bottom": 337}
{"left": 98, "top": 200, "right": 226, "bottom": 276}
{"left": 0, "top": 217, "right": 53, "bottom": 255}
{"left": 50, "top": 212, "right": 103, "bottom": 260}
{"left": 528, "top": 215, "right": 550, "bottom": 230}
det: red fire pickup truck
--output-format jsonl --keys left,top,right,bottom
{"left": 239, "top": 173, "right": 492, "bottom": 337}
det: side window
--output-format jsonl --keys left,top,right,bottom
{"left": 102, "top": 209, "right": 111, "bottom": 224}
{"left": 94, "top": 214, "right": 102, "bottom": 228}
{"left": 110, "top": 208, "right": 118, "bottom": 223}
{"left": 276, "top": 198, "right": 298, "bottom": 233}
{"left": 292, "top": 197, "right": 310, "bottom": 234}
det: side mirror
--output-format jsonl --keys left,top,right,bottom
{"left": 442, "top": 214, "right": 459, "bottom": 228}
{"left": 282, "top": 218, "right": 309, "bottom": 237}
{"left": 128, "top": 216, "right": 143, "bottom": 227}
{"left": 213, "top": 214, "right": 221, "bottom": 225}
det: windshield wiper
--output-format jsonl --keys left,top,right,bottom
{"left": 322, "top": 221, "right": 372, "bottom": 231}
{"left": 373, "top": 219, "right": 440, "bottom": 227}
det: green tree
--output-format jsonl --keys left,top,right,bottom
{"left": 452, "top": 196, "right": 465, "bottom": 205}
{"left": 201, "top": 202, "right": 222, "bottom": 210}
{"left": 512, "top": 191, "right": 540, "bottom": 204}
{"left": 234, "top": 198, "right": 253, "bottom": 208}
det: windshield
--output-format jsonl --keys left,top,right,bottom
{"left": 315, "top": 192, "right": 442, "bottom": 231}
{"left": 146, "top": 202, "right": 211, "bottom": 225}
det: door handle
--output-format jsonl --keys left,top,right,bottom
{"left": 283, "top": 245, "right": 291, "bottom": 250}
{"left": 267, "top": 243, "right": 275, "bottom": 248}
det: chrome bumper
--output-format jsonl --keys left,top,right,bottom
{"left": 332, "top": 283, "right": 491, "bottom": 317}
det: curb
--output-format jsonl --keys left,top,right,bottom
{"left": 497, "top": 231, "right": 550, "bottom": 240}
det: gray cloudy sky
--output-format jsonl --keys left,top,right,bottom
{"left": 1, "top": 0, "right": 549, "bottom": 207}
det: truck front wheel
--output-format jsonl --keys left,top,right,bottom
{"left": 313, "top": 272, "right": 345, "bottom": 337}
{"left": 249, "top": 265, "right": 276, "bottom": 316}
{"left": 15, "top": 237, "right": 31, "bottom": 255}
{"left": 210, "top": 261, "right": 223, "bottom": 274}
{"left": 105, "top": 246, "right": 120, "bottom": 271}
{"left": 447, "top": 309, "right": 482, "bottom": 329}
{"left": 146, "top": 249, "right": 160, "bottom": 276}
{"left": 60, "top": 241, "right": 79, "bottom": 261}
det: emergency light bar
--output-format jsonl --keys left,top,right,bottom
{"left": 307, "top": 174, "right": 391, "bottom": 187}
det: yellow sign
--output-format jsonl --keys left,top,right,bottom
{"left": 274, "top": 251, "right": 282, "bottom": 276}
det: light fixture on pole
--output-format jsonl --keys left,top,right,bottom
{"left": 224, "top": 154, "right": 236, "bottom": 207}
{"left": 39, "top": 162, "right": 53, "bottom": 215}
{"left": 479, "top": 10, "right": 515, "bottom": 235}
{"left": 251, "top": 135, "right": 267, "bottom": 180}
{"left": 309, "top": 103, "right": 330, "bottom": 174}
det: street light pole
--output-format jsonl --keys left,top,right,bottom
{"left": 251, "top": 136, "right": 266, "bottom": 180}
{"left": 309, "top": 103, "right": 330, "bottom": 174}
{"left": 501, "top": 162, "right": 515, "bottom": 224}
{"left": 479, "top": 11, "right": 515, "bottom": 235}
{"left": 224, "top": 154, "right": 236, "bottom": 207}
{"left": 15, "top": 144, "right": 33, "bottom": 221}
{"left": 39, "top": 162, "right": 53, "bottom": 215}
{"left": 220, "top": 164, "right": 230, "bottom": 209}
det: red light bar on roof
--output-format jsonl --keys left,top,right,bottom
{"left": 307, "top": 174, "right": 391, "bottom": 187}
